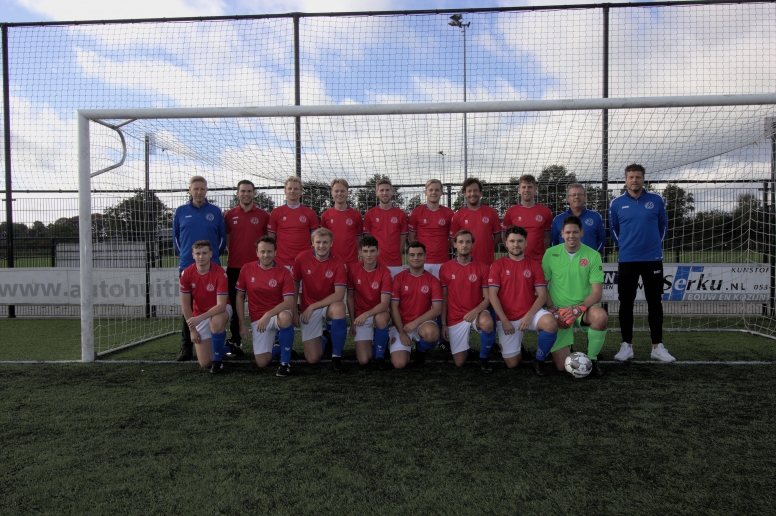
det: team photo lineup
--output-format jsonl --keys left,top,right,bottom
{"left": 175, "top": 163, "right": 676, "bottom": 377}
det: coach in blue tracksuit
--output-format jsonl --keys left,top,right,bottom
{"left": 550, "top": 183, "right": 606, "bottom": 252}
{"left": 173, "top": 175, "right": 226, "bottom": 361}
{"left": 609, "top": 164, "right": 675, "bottom": 363}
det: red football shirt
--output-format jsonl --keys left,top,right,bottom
{"left": 235, "top": 261, "right": 295, "bottom": 322}
{"left": 179, "top": 262, "right": 230, "bottom": 317}
{"left": 502, "top": 203, "right": 553, "bottom": 262}
{"left": 267, "top": 204, "right": 319, "bottom": 267}
{"left": 487, "top": 256, "right": 546, "bottom": 321}
{"left": 224, "top": 204, "right": 270, "bottom": 269}
{"left": 408, "top": 204, "right": 454, "bottom": 264}
{"left": 291, "top": 250, "right": 348, "bottom": 312}
{"left": 363, "top": 206, "right": 408, "bottom": 267}
{"left": 391, "top": 269, "right": 442, "bottom": 324}
{"left": 321, "top": 206, "right": 363, "bottom": 265}
{"left": 449, "top": 205, "right": 502, "bottom": 265}
{"left": 347, "top": 262, "right": 393, "bottom": 318}
{"left": 438, "top": 258, "right": 490, "bottom": 326}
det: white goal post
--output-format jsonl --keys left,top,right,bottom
{"left": 77, "top": 94, "right": 776, "bottom": 362}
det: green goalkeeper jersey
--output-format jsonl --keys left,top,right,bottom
{"left": 541, "top": 243, "right": 604, "bottom": 307}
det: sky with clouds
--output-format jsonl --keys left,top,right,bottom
{"left": 1, "top": 0, "right": 775, "bottom": 217}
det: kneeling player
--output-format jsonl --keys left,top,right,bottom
{"left": 440, "top": 230, "right": 496, "bottom": 373}
{"left": 488, "top": 226, "right": 558, "bottom": 376}
{"left": 346, "top": 236, "right": 392, "bottom": 369}
{"left": 179, "top": 240, "right": 233, "bottom": 374}
{"left": 389, "top": 242, "right": 442, "bottom": 369}
{"left": 235, "top": 236, "right": 296, "bottom": 376}
{"left": 292, "top": 228, "right": 349, "bottom": 371}
{"left": 542, "top": 216, "right": 607, "bottom": 377}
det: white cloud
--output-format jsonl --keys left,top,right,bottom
{"left": 17, "top": 0, "right": 228, "bottom": 20}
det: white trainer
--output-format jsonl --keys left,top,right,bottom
{"left": 614, "top": 342, "right": 634, "bottom": 361}
{"left": 651, "top": 343, "right": 676, "bottom": 362}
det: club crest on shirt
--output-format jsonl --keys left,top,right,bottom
{"left": 421, "top": 285, "right": 429, "bottom": 293}
{"left": 371, "top": 281, "right": 379, "bottom": 289}
{"left": 464, "top": 219, "right": 469, "bottom": 224}
{"left": 585, "top": 218, "right": 594, "bottom": 226}
{"left": 346, "top": 218, "right": 353, "bottom": 226}
{"left": 206, "top": 214, "right": 215, "bottom": 221}
{"left": 299, "top": 215, "right": 307, "bottom": 223}
{"left": 645, "top": 201, "right": 655, "bottom": 210}
{"left": 469, "top": 274, "right": 477, "bottom": 282}
{"left": 482, "top": 217, "right": 489, "bottom": 223}
{"left": 523, "top": 270, "right": 531, "bottom": 278}
{"left": 325, "top": 270, "right": 334, "bottom": 278}
{"left": 580, "top": 259, "right": 589, "bottom": 267}
{"left": 250, "top": 217, "right": 259, "bottom": 224}
{"left": 206, "top": 283, "right": 215, "bottom": 291}
{"left": 269, "top": 279, "right": 278, "bottom": 287}
{"left": 438, "top": 219, "right": 446, "bottom": 226}
{"left": 390, "top": 217, "right": 398, "bottom": 224}
{"left": 535, "top": 215, "right": 543, "bottom": 222}
{"left": 282, "top": 216, "right": 287, "bottom": 221}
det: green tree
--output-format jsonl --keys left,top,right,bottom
{"left": 47, "top": 216, "right": 80, "bottom": 238}
{"left": 353, "top": 174, "right": 405, "bottom": 213}
{"left": 229, "top": 191, "right": 276, "bottom": 212}
{"left": 407, "top": 194, "right": 422, "bottom": 211}
{"left": 102, "top": 190, "right": 173, "bottom": 240}
{"left": 731, "top": 193, "right": 767, "bottom": 254}
{"left": 537, "top": 165, "right": 577, "bottom": 215}
{"left": 662, "top": 183, "right": 695, "bottom": 260}
{"left": 452, "top": 178, "right": 518, "bottom": 216}
{"left": 301, "top": 180, "right": 333, "bottom": 214}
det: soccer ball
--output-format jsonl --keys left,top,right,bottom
{"left": 564, "top": 352, "right": 593, "bottom": 379}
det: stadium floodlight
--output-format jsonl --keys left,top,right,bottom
{"left": 77, "top": 93, "right": 776, "bottom": 362}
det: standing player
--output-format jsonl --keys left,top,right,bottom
{"left": 291, "top": 228, "right": 349, "bottom": 371}
{"left": 363, "top": 178, "right": 408, "bottom": 278}
{"left": 235, "top": 236, "right": 296, "bottom": 377}
{"left": 502, "top": 174, "right": 552, "bottom": 262}
{"left": 610, "top": 164, "right": 675, "bottom": 362}
{"left": 542, "top": 216, "right": 607, "bottom": 377}
{"left": 408, "top": 179, "right": 454, "bottom": 277}
{"left": 488, "top": 226, "right": 558, "bottom": 376}
{"left": 449, "top": 178, "right": 501, "bottom": 266}
{"left": 321, "top": 178, "right": 363, "bottom": 266}
{"left": 550, "top": 183, "right": 606, "bottom": 252}
{"left": 173, "top": 176, "right": 226, "bottom": 362}
{"left": 179, "top": 240, "right": 232, "bottom": 374}
{"left": 267, "top": 176, "right": 319, "bottom": 269}
{"left": 439, "top": 230, "right": 496, "bottom": 373}
{"left": 346, "top": 236, "right": 392, "bottom": 369}
{"left": 389, "top": 242, "right": 442, "bottom": 369}
{"left": 223, "top": 179, "right": 270, "bottom": 354}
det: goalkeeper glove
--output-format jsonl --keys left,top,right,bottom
{"left": 557, "top": 305, "right": 587, "bottom": 329}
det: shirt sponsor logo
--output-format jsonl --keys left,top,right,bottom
{"left": 371, "top": 281, "right": 379, "bottom": 289}
{"left": 250, "top": 217, "right": 259, "bottom": 225}
{"left": 325, "top": 270, "right": 334, "bottom": 278}
{"left": 206, "top": 283, "right": 215, "bottom": 291}
{"left": 420, "top": 285, "right": 429, "bottom": 293}
{"left": 376, "top": 217, "right": 380, "bottom": 223}
{"left": 206, "top": 214, "right": 215, "bottom": 221}
{"left": 269, "top": 279, "right": 277, "bottom": 287}
{"left": 523, "top": 270, "right": 531, "bottom": 278}
{"left": 580, "top": 259, "right": 589, "bottom": 267}
{"left": 469, "top": 274, "right": 477, "bottom": 282}
{"left": 307, "top": 269, "right": 311, "bottom": 275}
{"left": 506, "top": 270, "right": 510, "bottom": 276}
{"left": 299, "top": 215, "right": 307, "bottom": 223}
{"left": 251, "top": 277, "right": 255, "bottom": 282}
{"left": 451, "top": 274, "right": 456, "bottom": 280}
{"left": 585, "top": 218, "right": 594, "bottom": 226}
{"left": 233, "top": 220, "right": 238, "bottom": 225}
{"left": 645, "top": 201, "right": 655, "bottom": 210}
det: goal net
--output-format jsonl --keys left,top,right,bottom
{"left": 78, "top": 96, "right": 776, "bottom": 360}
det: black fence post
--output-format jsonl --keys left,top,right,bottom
{"left": 2, "top": 25, "right": 15, "bottom": 318}
{"left": 294, "top": 14, "right": 302, "bottom": 180}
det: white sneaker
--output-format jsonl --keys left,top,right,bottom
{"left": 614, "top": 342, "right": 634, "bottom": 361}
{"left": 651, "top": 343, "right": 676, "bottom": 363}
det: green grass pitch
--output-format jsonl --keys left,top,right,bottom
{"left": 1, "top": 319, "right": 775, "bottom": 514}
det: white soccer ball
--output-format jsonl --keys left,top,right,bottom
{"left": 564, "top": 352, "right": 593, "bottom": 379}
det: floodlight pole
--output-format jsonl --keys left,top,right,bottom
{"left": 449, "top": 15, "right": 470, "bottom": 181}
